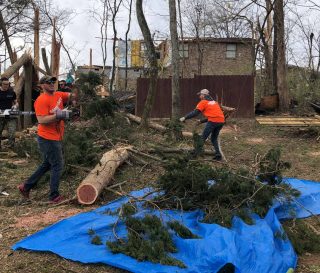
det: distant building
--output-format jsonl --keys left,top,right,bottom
{"left": 76, "top": 38, "right": 255, "bottom": 92}
{"left": 157, "top": 38, "right": 255, "bottom": 78}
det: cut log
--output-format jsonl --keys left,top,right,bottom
{"left": 77, "top": 146, "right": 131, "bottom": 205}
{"left": 221, "top": 105, "right": 236, "bottom": 119}
{"left": 1, "top": 52, "right": 32, "bottom": 79}
{"left": 118, "top": 94, "right": 136, "bottom": 103}
{"left": 125, "top": 113, "right": 193, "bottom": 138}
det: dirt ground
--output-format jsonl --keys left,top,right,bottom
{"left": 0, "top": 118, "right": 319, "bottom": 273}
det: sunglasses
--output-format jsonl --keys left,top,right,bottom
{"left": 45, "top": 80, "right": 56, "bottom": 84}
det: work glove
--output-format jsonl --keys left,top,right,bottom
{"left": 179, "top": 117, "right": 186, "bottom": 122}
{"left": 11, "top": 104, "right": 19, "bottom": 110}
{"left": 55, "top": 108, "right": 71, "bottom": 120}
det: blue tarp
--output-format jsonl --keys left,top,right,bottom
{"left": 12, "top": 178, "right": 320, "bottom": 273}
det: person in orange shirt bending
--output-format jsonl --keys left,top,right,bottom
{"left": 18, "top": 76, "right": 77, "bottom": 203}
{"left": 180, "top": 89, "right": 225, "bottom": 161}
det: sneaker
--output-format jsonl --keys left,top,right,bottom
{"left": 50, "top": 195, "right": 65, "bottom": 204}
{"left": 17, "top": 184, "right": 30, "bottom": 199}
{"left": 213, "top": 155, "right": 223, "bottom": 161}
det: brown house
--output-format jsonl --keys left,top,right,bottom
{"left": 157, "top": 38, "right": 255, "bottom": 78}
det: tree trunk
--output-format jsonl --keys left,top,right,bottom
{"left": 169, "top": 0, "right": 181, "bottom": 120}
{"left": 33, "top": 64, "right": 49, "bottom": 76}
{"left": 51, "top": 41, "right": 61, "bottom": 78}
{"left": 51, "top": 17, "right": 61, "bottom": 88}
{"left": 34, "top": 7, "right": 40, "bottom": 78}
{"left": 274, "top": 0, "right": 290, "bottom": 111}
{"left": 41, "top": 48, "right": 51, "bottom": 75}
{"left": 0, "top": 11, "right": 14, "bottom": 64}
{"left": 257, "top": 20, "right": 273, "bottom": 96}
{"left": 14, "top": 71, "right": 25, "bottom": 99}
{"left": 77, "top": 146, "right": 131, "bottom": 205}
{"left": 23, "top": 61, "right": 33, "bottom": 128}
{"left": 12, "top": 51, "right": 19, "bottom": 84}
{"left": 177, "top": 0, "right": 186, "bottom": 77}
{"left": 146, "top": 147, "right": 215, "bottom": 156}
{"left": 266, "top": 0, "right": 273, "bottom": 55}
{"left": 272, "top": 7, "right": 278, "bottom": 94}
{"left": 108, "top": 0, "right": 123, "bottom": 94}
{"left": 136, "top": 0, "right": 158, "bottom": 128}
{"left": 125, "top": 0, "right": 133, "bottom": 91}
{"left": 1, "top": 52, "right": 31, "bottom": 79}
{"left": 109, "top": 13, "right": 117, "bottom": 94}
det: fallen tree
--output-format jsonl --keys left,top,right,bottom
{"left": 125, "top": 113, "right": 193, "bottom": 138}
{"left": 145, "top": 147, "right": 215, "bottom": 156}
{"left": 1, "top": 52, "right": 32, "bottom": 79}
{"left": 77, "top": 146, "right": 131, "bottom": 205}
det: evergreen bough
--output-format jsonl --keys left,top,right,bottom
{"left": 107, "top": 215, "right": 187, "bottom": 268}
{"left": 156, "top": 148, "right": 300, "bottom": 227}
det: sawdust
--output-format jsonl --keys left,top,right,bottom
{"left": 14, "top": 208, "right": 85, "bottom": 228}
{"left": 246, "top": 137, "right": 265, "bottom": 144}
{"left": 308, "top": 151, "right": 320, "bottom": 157}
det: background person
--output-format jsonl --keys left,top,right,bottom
{"left": 58, "top": 80, "right": 71, "bottom": 92}
{"left": 180, "top": 89, "right": 225, "bottom": 161}
{"left": 0, "top": 77, "right": 18, "bottom": 149}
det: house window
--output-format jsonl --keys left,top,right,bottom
{"left": 179, "top": 43, "right": 188, "bottom": 58}
{"left": 226, "top": 44, "right": 237, "bottom": 59}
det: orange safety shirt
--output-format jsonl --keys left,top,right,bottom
{"left": 196, "top": 99, "right": 225, "bottom": 123}
{"left": 34, "top": 91, "right": 70, "bottom": 141}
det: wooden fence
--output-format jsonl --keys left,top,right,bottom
{"left": 136, "top": 75, "right": 255, "bottom": 118}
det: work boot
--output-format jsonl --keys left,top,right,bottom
{"left": 50, "top": 195, "right": 65, "bottom": 204}
{"left": 17, "top": 184, "right": 30, "bottom": 199}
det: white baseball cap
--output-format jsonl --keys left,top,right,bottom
{"left": 197, "top": 89, "right": 210, "bottom": 95}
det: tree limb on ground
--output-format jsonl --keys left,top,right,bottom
{"left": 125, "top": 113, "right": 193, "bottom": 138}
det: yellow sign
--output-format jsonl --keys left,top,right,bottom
{"left": 131, "top": 40, "right": 143, "bottom": 67}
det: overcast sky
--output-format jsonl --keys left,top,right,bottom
{"left": 54, "top": 0, "right": 169, "bottom": 72}
{"left": 5, "top": 0, "right": 319, "bottom": 75}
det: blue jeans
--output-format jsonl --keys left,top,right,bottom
{"left": 24, "top": 136, "right": 64, "bottom": 200}
{"left": 202, "top": 122, "right": 224, "bottom": 156}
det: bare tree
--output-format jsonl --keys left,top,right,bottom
{"left": 90, "top": 0, "right": 110, "bottom": 80}
{"left": 34, "top": 0, "right": 78, "bottom": 72}
{"left": 136, "top": 0, "right": 158, "bottom": 128}
{"left": 0, "top": 0, "right": 34, "bottom": 65}
{"left": 274, "top": 0, "right": 290, "bottom": 111}
{"left": 107, "top": 0, "right": 123, "bottom": 94}
{"left": 169, "top": 0, "right": 181, "bottom": 122}
{"left": 124, "top": 0, "right": 133, "bottom": 91}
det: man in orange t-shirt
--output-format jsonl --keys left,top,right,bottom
{"left": 18, "top": 76, "right": 77, "bottom": 203}
{"left": 180, "top": 89, "right": 225, "bottom": 161}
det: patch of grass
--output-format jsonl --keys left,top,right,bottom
{"left": 91, "top": 235, "right": 103, "bottom": 245}
{"left": 283, "top": 219, "right": 320, "bottom": 255}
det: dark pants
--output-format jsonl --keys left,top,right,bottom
{"left": 0, "top": 117, "right": 16, "bottom": 148}
{"left": 24, "top": 136, "right": 64, "bottom": 200}
{"left": 202, "top": 122, "right": 224, "bottom": 156}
